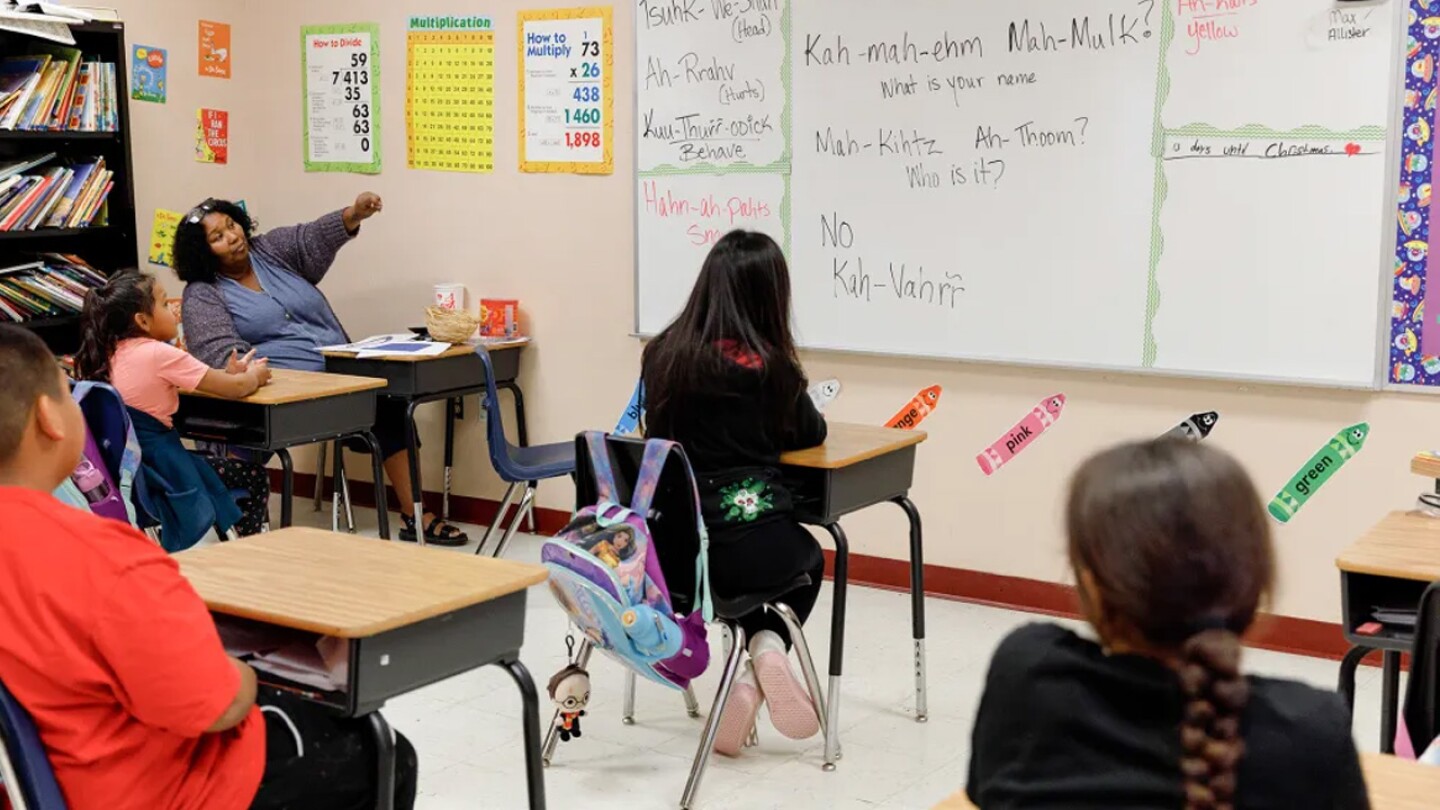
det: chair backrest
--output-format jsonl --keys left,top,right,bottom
{"left": 0, "top": 680, "right": 67, "bottom": 809}
{"left": 473, "top": 347, "right": 520, "bottom": 478}
{"left": 1402, "top": 581, "right": 1440, "bottom": 755}
{"left": 574, "top": 434, "right": 704, "bottom": 616}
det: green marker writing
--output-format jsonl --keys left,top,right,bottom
{"left": 1268, "top": 423, "right": 1370, "bottom": 523}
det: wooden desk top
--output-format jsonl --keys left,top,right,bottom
{"left": 181, "top": 368, "right": 386, "bottom": 406}
{"left": 322, "top": 338, "right": 531, "bottom": 363}
{"left": 178, "top": 527, "right": 548, "bottom": 638}
{"left": 1413, "top": 452, "right": 1440, "bottom": 480}
{"left": 932, "top": 755, "right": 1439, "bottom": 810}
{"left": 1336, "top": 511, "right": 1440, "bottom": 582}
{"left": 1361, "top": 753, "right": 1440, "bottom": 810}
{"left": 780, "top": 422, "right": 927, "bottom": 469}
{"left": 932, "top": 790, "right": 976, "bottom": 809}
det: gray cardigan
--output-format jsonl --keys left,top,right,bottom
{"left": 181, "top": 210, "right": 356, "bottom": 369}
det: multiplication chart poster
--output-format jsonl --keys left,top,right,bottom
{"left": 301, "top": 23, "right": 381, "bottom": 174}
{"left": 517, "top": 6, "right": 613, "bottom": 174}
{"left": 406, "top": 15, "right": 495, "bottom": 173}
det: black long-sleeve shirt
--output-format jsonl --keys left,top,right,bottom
{"left": 643, "top": 343, "right": 826, "bottom": 532}
{"left": 968, "top": 624, "right": 1370, "bottom": 810}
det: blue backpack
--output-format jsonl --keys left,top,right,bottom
{"left": 541, "top": 433, "right": 713, "bottom": 689}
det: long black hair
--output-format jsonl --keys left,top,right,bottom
{"left": 172, "top": 198, "right": 252, "bottom": 284}
{"left": 74, "top": 270, "right": 158, "bottom": 383}
{"left": 641, "top": 230, "right": 805, "bottom": 435}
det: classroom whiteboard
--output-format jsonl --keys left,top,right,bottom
{"left": 635, "top": 0, "right": 1403, "bottom": 387}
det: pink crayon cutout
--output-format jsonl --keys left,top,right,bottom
{"left": 976, "top": 394, "right": 1066, "bottom": 476}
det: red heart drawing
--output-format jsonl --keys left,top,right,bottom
{"left": 1345, "top": 143, "right": 1361, "bottom": 156}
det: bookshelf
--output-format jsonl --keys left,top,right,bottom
{"left": 0, "top": 20, "right": 137, "bottom": 354}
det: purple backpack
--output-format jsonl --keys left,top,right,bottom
{"left": 541, "top": 433, "right": 713, "bottom": 689}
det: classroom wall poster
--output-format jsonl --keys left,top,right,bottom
{"left": 198, "top": 20, "right": 231, "bottom": 78}
{"left": 196, "top": 108, "right": 228, "bottom": 164}
{"left": 148, "top": 209, "right": 182, "bottom": 267}
{"left": 301, "top": 23, "right": 381, "bottom": 174}
{"left": 130, "top": 45, "right": 166, "bottom": 103}
{"left": 1391, "top": 0, "right": 1440, "bottom": 385}
{"left": 518, "top": 6, "right": 613, "bottom": 174}
{"left": 406, "top": 15, "right": 495, "bottom": 173}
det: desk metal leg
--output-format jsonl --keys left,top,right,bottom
{"left": 360, "top": 431, "right": 390, "bottom": 540}
{"left": 276, "top": 448, "right": 294, "bottom": 528}
{"left": 502, "top": 658, "right": 548, "bottom": 810}
{"left": 891, "top": 496, "right": 927, "bottom": 723}
{"left": 443, "top": 397, "right": 457, "bottom": 521}
{"left": 497, "top": 380, "right": 529, "bottom": 448}
{"left": 404, "top": 401, "right": 424, "bottom": 546}
{"left": 1337, "top": 645, "right": 1371, "bottom": 718}
{"left": 313, "top": 441, "right": 328, "bottom": 512}
{"left": 822, "top": 522, "right": 848, "bottom": 772}
{"left": 331, "top": 438, "right": 344, "bottom": 533}
{"left": 366, "top": 711, "right": 396, "bottom": 810}
{"left": 1381, "top": 650, "right": 1402, "bottom": 754}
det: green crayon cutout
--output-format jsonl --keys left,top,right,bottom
{"left": 1268, "top": 423, "right": 1369, "bottom": 523}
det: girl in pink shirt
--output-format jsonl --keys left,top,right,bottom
{"left": 75, "top": 271, "right": 273, "bottom": 538}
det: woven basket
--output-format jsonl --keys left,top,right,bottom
{"left": 425, "top": 306, "right": 479, "bottom": 343}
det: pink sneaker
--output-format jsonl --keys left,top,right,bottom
{"left": 753, "top": 649, "right": 820, "bottom": 740}
{"left": 713, "top": 678, "right": 761, "bottom": 757}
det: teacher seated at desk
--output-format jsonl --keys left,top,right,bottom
{"left": 174, "top": 193, "right": 469, "bottom": 546}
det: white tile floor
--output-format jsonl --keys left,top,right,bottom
{"left": 274, "top": 503, "right": 1397, "bottom": 810}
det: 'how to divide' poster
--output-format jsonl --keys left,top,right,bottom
{"left": 301, "top": 23, "right": 381, "bottom": 174}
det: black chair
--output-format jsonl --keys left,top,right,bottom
{"left": 542, "top": 434, "right": 828, "bottom": 809}
{"left": 1401, "top": 581, "right": 1440, "bottom": 755}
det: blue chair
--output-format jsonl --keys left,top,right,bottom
{"left": 473, "top": 346, "right": 576, "bottom": 557}
{"left": 0, "top": 680, "right": 67, "bottom": 810}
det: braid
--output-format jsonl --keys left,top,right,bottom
{"left": 1177, "top": 629, "right": 1248, "bottom": 810}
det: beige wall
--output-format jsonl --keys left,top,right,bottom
{"left": 111, "top": 0, "right": 1429, "bottom": 626}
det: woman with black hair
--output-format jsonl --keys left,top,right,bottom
{"left": 174, "top": 194, "right": 468, "bottom": 545}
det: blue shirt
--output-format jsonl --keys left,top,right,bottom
{"left": 220, "top": 252, "right": 346, "bottom": 371}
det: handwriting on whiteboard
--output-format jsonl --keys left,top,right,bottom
{"left": 1175, "top": 0, "right": 1261, "bottom": 57}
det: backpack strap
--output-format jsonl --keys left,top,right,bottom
{"left": 666, "top": 444, "right": 714, "bottom": 624}
{"left": 584, "top": 431, "right": 621, "bottom": 506}
{"left": 627, "top": 439, "right": 672, "bottom": 519}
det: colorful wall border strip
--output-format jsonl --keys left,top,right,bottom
{"left": 1390, "top": 1, "right": 1440, "bottom": 385}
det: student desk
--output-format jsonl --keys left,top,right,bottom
{"left": 322, "top": 340, "right": 530, "bottom": 534}
{"left": 930, "top": 754, "right": 1440, "bottom": 810}
{"left": 175, "top": 369, "right": 390, "bottom": 537}
{"left": 1411, "top": 451, "right": 1440, "bottom": 488}
{"left": 779, "top": 423, "right": 928, "bottom": 771}
{"left": 1335, "top": 511, "right": 1440, "bottom": 754}
{"left": 178, "top": 527, "right": 550, "bottom": 810}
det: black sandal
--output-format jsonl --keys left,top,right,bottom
{"left": 398, "top": 514, "right": 470, "bottom": 547}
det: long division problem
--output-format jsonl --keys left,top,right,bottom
{"left": 406, "top": 16, "right": 496, "bottom": 173}
{"left": 302, "top": 23, "right": 381, "bottom": 174}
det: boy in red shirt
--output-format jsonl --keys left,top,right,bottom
{"left": 0, "top": 325, "right": 416, "bottom": 810}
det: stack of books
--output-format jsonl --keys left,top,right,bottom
{"left": 0, "top": 152, "right": 111, "bottom": 230}
{"left": 0, "top": 45, "right": 116, "bottom": 131}
{"left": 0, "top": 252, "right": 105, "bottom": 322}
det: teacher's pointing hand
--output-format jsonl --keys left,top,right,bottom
{"left": 342, "top": 191, "right": 383, "bottom": 233}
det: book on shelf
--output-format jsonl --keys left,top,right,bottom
{"left": 0, "top": 153, "right": 106, "bottom": 230}
{"left": 0, "top": 47, "right": 114, "bottom": 131}
{"left": 0, "top": 253, "right": 104, "bottom": 323}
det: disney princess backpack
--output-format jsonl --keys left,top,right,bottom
{"left": 541, "top": 433, "right": 713, "bottom": 689}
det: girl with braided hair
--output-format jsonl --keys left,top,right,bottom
{"left": 966, "top": 439, "right": 1369, "bottom": 809}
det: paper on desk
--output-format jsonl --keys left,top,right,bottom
{"left": 317, "top": 333, "right": 451, "bottom": 358}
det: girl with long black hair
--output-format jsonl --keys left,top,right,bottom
{"left": 642, "top": 230, "right": 828, "bottom": 756}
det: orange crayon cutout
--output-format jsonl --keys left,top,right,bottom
{"left": 885, "top": 385, "right": 942, "bottom": 430}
